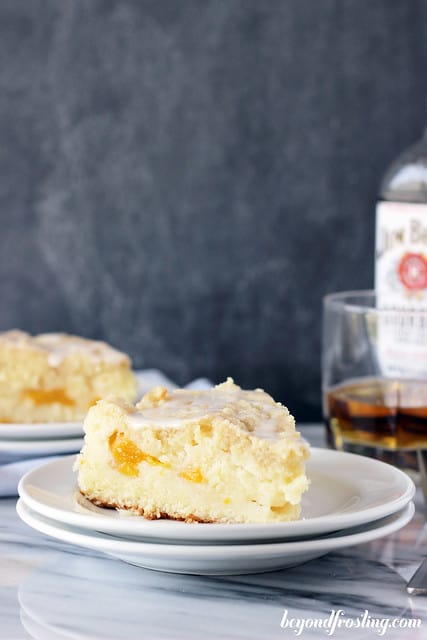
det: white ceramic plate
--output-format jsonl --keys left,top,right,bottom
{"left": 0, "top": 370, "right": 153, "bottom": 441}
{"left": 0, "top": 437, "right": 83, "bottom": 457}
{"left": 18, "top": 448, "right": 415, "bottom": 543}
{"left": 16, "top": 499, "right": 415, "bottom": 575}
{"left": 0, "top": 421, "right": 83, "bottom": 440}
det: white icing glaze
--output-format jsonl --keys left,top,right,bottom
{"left": 126, "top": 379, "right": 294, "bottom": 441}
{"left": 0, "top": 330, "right": 128, "bottom": 366}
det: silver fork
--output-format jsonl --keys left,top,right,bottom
{"left": 407, "top": 558, "right": 427, "bottom": 595}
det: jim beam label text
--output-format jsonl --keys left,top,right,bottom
{"left": 376, "top": 201, "right": 427, "bottom": 378}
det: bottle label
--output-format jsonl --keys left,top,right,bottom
{"left": 376, "top": 201, "right": 427, "bottom": 307}
{"left": 376, "top": 311, "right": 427, "bottom": 378}
{"left": 375, "top": 201, "right": 427, "bottom": 378}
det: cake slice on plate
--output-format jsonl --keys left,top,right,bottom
{"left": 76, "top": 378, "right": 309, "bottom": 524}
{"left": 0, "top": 330, "right": 137, "bottom": 422}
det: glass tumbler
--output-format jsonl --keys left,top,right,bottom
{"left": 322, "top": 290, "right": 427, "bottom": 491}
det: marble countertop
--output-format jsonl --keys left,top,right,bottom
{"left": 1, "top": 426, "right": 427, "bottom": 640}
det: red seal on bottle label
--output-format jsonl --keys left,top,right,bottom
{"left": 398, "top": 252, "right": 427, "bottom": 291}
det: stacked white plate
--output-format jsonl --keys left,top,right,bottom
{"left": 17, "top": 447, "right": 416, "bottom": 575}
{"left": 0, "top": 420, "right": 84, "bottom": 458}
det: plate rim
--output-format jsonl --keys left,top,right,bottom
{"left": 0, "top": 421, "right": 83, "bottom": 441}
{"left": 16, "top": 498, "right": 415, "bottom": 557}
{"left": 18, "top": 448, "right": 416, "bottom": 542}
{"left": 0, "top": 437, "right": 84, "bottom": 455}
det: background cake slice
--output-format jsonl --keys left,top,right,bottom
{"left": 76, "top": 378, "right": 309, "bottom": 524}
{"left": 0, "top": 330, "right": 137, "bottom": 422}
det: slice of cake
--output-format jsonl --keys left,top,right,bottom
{"left": 76, "top": 378, "right": 309, "bottom": 524}
{"left": 0, "top": 330, "right": 137, "bottom": 422}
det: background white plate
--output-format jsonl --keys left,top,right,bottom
{"left": 16, "top": 499, "right": 415, "bottom": 575}
{"left": 0, "top": 421, "right": 83, "bottom": 440}
{"left": 18, "top": 448, "right": 415, "bottom": 543}
{"left": 0, "top": 438, "right": 83, "bottom": 457}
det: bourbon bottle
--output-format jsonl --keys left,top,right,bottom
{"left": 376, "top": 129, "right": 427, "bottom": 307}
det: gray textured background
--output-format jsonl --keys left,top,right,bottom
{"left": 1, "top": 0, "right": 427, "bottom": 420}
